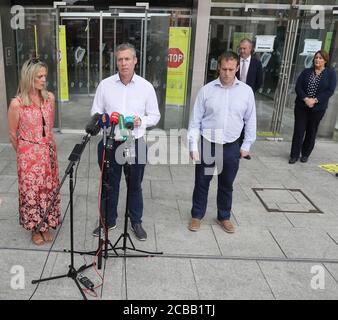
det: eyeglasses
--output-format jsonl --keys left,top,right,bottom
{"left": 28, "top": 57, "right": 41, "bottom": 66}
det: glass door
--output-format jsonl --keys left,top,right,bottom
{"left": 207, "top": 4, "right": 291, "bottom": 136}
{"left": 58, "top": 9, "right": 147, "bottom": 131}
{"left": 208, "top": 3, "right": 338, "bottom": 141}
{"left": 280, "top": 6, "right": 338, "bottom": 140}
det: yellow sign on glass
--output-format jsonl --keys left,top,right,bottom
{"left": 165, "top": 27, "right": 191, "bottom": 106}
{"left": 59, "top": 25, "right": 69, "bottom": 102}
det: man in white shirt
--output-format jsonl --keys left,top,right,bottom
{"left": 188, "top": 51, "right": 256, "bottom": 234}
{"left": 91, "top": 43, "right": 160, "bottom": 241}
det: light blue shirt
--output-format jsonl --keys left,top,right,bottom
{"left": 91, "top": 73, "right": 160, "bottom": 139}
{"left": 188, "top": 77, "right": 256, "bottom": 152}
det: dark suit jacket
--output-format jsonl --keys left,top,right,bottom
{"left": 236, "top": 56, "right": 263, "bottom": 93}
{"left": 295, "top": 67, "right": 337, "bottom": 112}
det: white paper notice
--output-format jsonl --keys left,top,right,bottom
{"left": 300, "top": 39, "right": 322, "bottom": 56}
{"left": 255, "top": 35, "right": 276, "bottom": 52}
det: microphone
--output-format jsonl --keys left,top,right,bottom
{"left": 85, "top": 113, "right": 101, "bottom": 136}
{"left": 106, "top": 112, "right": 119, "bottom": 150}
{"left": 99, "top": 113, "right": 110, "bottom": 129}
{"left": 124, "top": 116, "right": 134, "bottom": 130}
{"left": 109, "top": 112, "right": 119, "bottom": 138}
{"left": 99, "top": 113, "right": 110, "bottom": 146}
{"left": 118, "top": 114, "right": 128, "bottom": 141}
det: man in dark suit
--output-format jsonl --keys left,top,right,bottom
{"left": 236, "top": 38, "right": 263, "bottom": 159}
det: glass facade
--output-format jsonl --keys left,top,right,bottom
{"left": 207, "top": 1, "right": 338, "bottom": 141}
{"left": 1, "top": 1, "right": 338, "bottom": 141}
{"left": 56, "top": 6, "right": 192, "bottom": 131}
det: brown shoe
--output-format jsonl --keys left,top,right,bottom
{"left": 188, "top": 218, "right": 201, "bottom": 232}
{"left": 217, "top": 219, "right": 235, "bottom": 233}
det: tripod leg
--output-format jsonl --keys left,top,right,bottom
{"left": 32, "top": 273, "right": 68, "bottom": 284}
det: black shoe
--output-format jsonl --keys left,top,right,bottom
{"left": 288, "top": 157, "right": 298, "bottom": 164}
{"left": 243, "top": 154, "right": 251, "bottom": 160}
{"left": 300, "top": 156, "right": 308, "bottom": 163}
{"left": 92, "top": 223, "right": 116, "bottom": 237}
{"left": 131, "top": 223, "right": 147, "bottom": 241}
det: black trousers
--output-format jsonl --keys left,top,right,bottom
{"left": 290, "top": 106, "right": 325, "bottom": 159}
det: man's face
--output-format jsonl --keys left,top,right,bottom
{"left": 116, "top": 49, "right": 137, "bottom": 78}
{"left": 239, "top": 41, "right": 252, "bottom": 59}
{"left": 218, "top": 58, "right": 239, "bottom": 86}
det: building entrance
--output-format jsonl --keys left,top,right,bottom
{"left": 207, "top": 3, "right": 338, "bottom": 141}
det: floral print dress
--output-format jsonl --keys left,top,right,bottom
{"left": 16, "top": 95, "right": 61, "bottom": 232}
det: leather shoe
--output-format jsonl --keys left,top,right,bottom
{"left": 300, "top": 156, "right": 308, "bottom": 163}
{"left": 188, "top": 218, "right": 201, "bottom": 232}
{"left": 288, "top": 157, "right": 298, "bottom": 164}
{"left": 217, "top": 219, "right": 235, "bottom": 233}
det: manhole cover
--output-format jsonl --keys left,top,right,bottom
{"left": 252, "top": 188, "right": 322, "bottom": 213}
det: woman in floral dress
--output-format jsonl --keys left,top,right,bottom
{"left": 7, "top": 58, "right": 61, "bottom": 245}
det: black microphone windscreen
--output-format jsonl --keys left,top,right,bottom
{"left": 85, "top": 113, "right": 101, "bottom": 136}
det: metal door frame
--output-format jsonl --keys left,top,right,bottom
{"left": 55, "top": 5, "right": 148, "bottom": 131}
{"left": 209, "top": 2, "right": 337, "bottom": 136}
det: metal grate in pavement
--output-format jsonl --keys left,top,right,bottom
{"left": 252, "top": 188, "right": 323, "bottom": 213}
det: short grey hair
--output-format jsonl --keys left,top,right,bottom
{"left": 239, "top": 38, "right": 253, "bottom": 48}
{"left": 116, "top": 43, "right": 137, "bottom": 57}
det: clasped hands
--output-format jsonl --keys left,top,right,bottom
{"left": 303, "top": 97, "right": 317, "bottom": 108}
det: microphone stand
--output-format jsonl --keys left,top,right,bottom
{"left": 97, "top": 125, "right": 119, "bottom": 267}
{"left": 71, "top": 125, "right": 119, "bottom": 264}
{"left": 73, "top": 129, "right": 163, "bottom": 260}
{"left": 32, "top": 134, "right": 94, "bottom": 300}
{"left": 109, "top": 132, "right": 163, "bottom": 257}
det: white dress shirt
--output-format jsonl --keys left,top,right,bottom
{"left": 240, "top": 55, "right": 251, "bottom": 84}
{"left": 91, "top": 73, "right": 160, "bottom": 139}
{"left": 188, "top": 77, "right": 256, "bottom": 152}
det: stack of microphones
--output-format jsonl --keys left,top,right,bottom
{"left": 85, "top": 112, "right": 135, "bottom": 141}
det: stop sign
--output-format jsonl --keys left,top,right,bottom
{"left": 168, "top": 48, "right": 184, "bottom": 68}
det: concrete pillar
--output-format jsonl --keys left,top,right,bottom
{"left": 187, "top": 0, "right": 211, "bottom": 123}
{"left": 0, "top": 15, "right": 9, "bottom": 143}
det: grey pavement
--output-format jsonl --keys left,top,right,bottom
{"left": 1, "top": 132, "right": 338, "bottom": 300}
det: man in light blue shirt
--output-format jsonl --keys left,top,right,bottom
{"left": 91, "top": 43, "right": 160, "bottom": 241}
{"left": 188, "top": 51, "right": 256, "bottom": 233}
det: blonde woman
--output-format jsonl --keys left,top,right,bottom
{"left": 7, "top": 58, "right": 61, "bottom": 245}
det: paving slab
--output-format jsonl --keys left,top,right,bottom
{"left": 233, "top": 204, "right": 293, "bottom": 227}
{"left": 285, "top": 213, "right": 338, "bottom": 228}
{"left": 191, "top": 259, "right": 274, "bottom": 300}
{"left": 258, "top": 261, "right": 338, "bottom": 300}
{"left": 0, "top": 249, "right": 57, "bottom": 300}
{"left": 144, "top": 165, "right": 172, "bottom": 181}
{"left": 212, "top": 225, "right": 285, "bottom": 258}
{"left": 0, "top": 176, "right": 17, "bottom": 193}
{"left": 126, "top": 257, "right": 199, "bottom": 300}
{"left": 155, "top": 222, "right": 221, "bottom": 256}
{"left": 269, "top": 226, "right": 338, "bottom": 259}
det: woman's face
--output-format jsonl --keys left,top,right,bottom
{"left": 314, "top": 53, "right": 326, "bottom": 70}
{"left": 34, "top": 66, "right": 47, "bottom": 91}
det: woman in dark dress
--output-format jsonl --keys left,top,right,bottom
{"left": 289, "top": 50, "right": 337, "bottom": 164}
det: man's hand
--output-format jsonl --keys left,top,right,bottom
{"left": 134, "top": 116, "right": 142, "bottom": 127}
{"left": 190, "top": 151, "right": 200, "bottom": 161}
{"left": 240, "top": 149, "right": 249, "bottom": 159}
